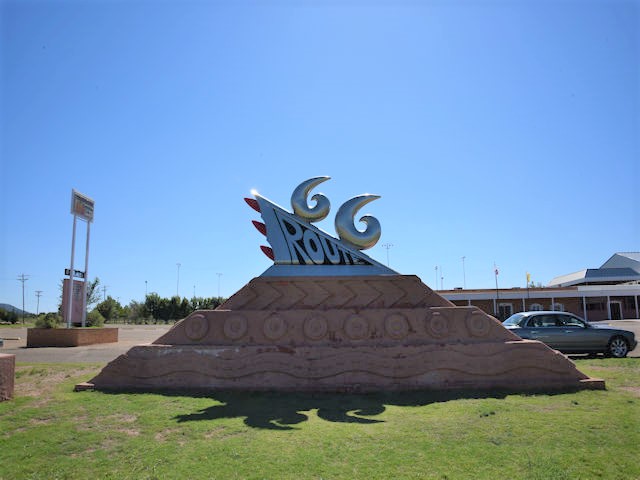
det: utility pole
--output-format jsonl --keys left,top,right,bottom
{"left": 494, "top": 262, "right": 500, "bottom": 317}
{"left": 434, "top": 266, "right": 438, "bottom": 291}
{"left": 17, "top": 274, "right": 30, "bottom": 324}
{"left": 381, "top": 243, "right": 393, "bottom": 267}
{"left": 216, "top": 272, "right": 223, "bottom": 298}
{"left": 440, "top": 265, "right": 444, "bottom": 290}
{"left": 145, "top": 280, "right": 148, "bottom": 297}
{"left": 102, "top": 285, "right": 109, "bottom": 301}
{"left": 35, "top": 290, "right": 43, "bottom": 315}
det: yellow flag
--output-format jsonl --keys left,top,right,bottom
{"left": 526, "top": 272, "right": 531, "bottom": 283}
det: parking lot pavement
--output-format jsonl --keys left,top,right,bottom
{"left": 0, "top": 324, "right": 172, "bottom": 364}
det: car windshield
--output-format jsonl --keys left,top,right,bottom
{"left": 503, "top": 313, "right": 525, "bottom": 326}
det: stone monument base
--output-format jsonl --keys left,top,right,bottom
{"left": 79, "top": 275, "right": 603, "bottom": 393}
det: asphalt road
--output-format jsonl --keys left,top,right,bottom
{"left": 1, "top": 320, "right": 638, "bottom": 364}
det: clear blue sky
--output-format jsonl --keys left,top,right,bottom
{"left": 1, "top": 0, "right": 638, "bottom": 314}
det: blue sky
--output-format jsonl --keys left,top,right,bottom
{"left": 1, "top": 0, "right": 638, "bottom": 314}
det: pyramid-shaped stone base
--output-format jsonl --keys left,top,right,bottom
{"left": 81, "top": 275, "right": 604, "bottom": 392}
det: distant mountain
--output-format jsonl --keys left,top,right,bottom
{"left": 0, "top": 303, "right": 32, "bottom": 315}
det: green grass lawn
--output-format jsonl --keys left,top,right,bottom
{"left": 1, "top": 359, "right": 638, "bottom": 480}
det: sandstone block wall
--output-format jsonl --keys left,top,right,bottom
{"left": 27, "top": 328, "right": 118, "bottom": 347}
{"left": 0, "top": 354, "right": 15, "bottom": 401}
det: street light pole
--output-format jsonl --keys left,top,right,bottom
{"left": 176, "top": 263, "right": 181, "bottom": 297}
{"left": 216, "top": 272, "right": 222, "bottom": 298}
{"left": 462, "top": 256, "right": 466, "bottom": 289}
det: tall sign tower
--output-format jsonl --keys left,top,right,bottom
{"left": 64, "top": 189, "right": 94, "bottom": 328}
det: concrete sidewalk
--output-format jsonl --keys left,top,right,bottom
{"left": 0, "top": 324, "right": 172, "bottom": 364}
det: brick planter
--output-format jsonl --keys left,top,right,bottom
{"left": 0, "top": 354, "right": 15, "bottom": 401}
{"left": 27, "top": 328, "right": 118, "bottom": 347}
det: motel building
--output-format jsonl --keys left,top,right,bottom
{"left": 440, "top": 252, "right": 640, "bottom": 322}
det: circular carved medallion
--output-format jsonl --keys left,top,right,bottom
{"left": 425, "top": 312, "right": 448, "bottom": 338}
{"left": 223, "top": 314, "right": 248, "bottom": 340}
{"left": 264, "top": 314, "right": 287, "bottom": 340}
{"left": 184, "top": 314, "right": 209, "bottom": 341}
{"left": 304, "top": 315, "right": 328, "bottom": 340}
{"left": 385, "top": 313, "right": 409, "bottom": 339}
{"left": 344, "top": 315, "right": 369, "bottom": 340}
{"left": 466, "top": 311, "right": 491, "bottom": 337}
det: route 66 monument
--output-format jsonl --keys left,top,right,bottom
{"left": 80, "top": 177, "right": 603, "bottom": 392}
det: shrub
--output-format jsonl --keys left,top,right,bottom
{"left": 0, "top": 308, "right": 19, "bottom": 324}
{"left": 86, "top": 309, "right": 105, "bottom": 327}
{"left": 35, "top": 313, "right": 62, "bottom": 329}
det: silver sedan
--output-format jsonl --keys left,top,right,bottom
{"left": 503, "top": 311, "right": 637, "bottom": 358}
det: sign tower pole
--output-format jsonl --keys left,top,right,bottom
{"left": 66, "top": 215, "right": 78, "bottom": 328}
{"left": 81, "top": 222, "right": 91, "bottom": 327}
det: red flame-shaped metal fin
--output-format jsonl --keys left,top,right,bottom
{"left": 244, "top": 197, "right": 260, "bottom": 212}
{"left": 252, "top": 220, "right": 267, "bottom": 236}
{"left": 260, "top": 246, "right": 274, "bottom": 260}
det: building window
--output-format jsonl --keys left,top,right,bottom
{"left": 530, "top": 303, "right": 543, "bottom": 311}
{"left": 553, "top": 303, "right": 564, "bottom": 312}
{"left": 586, "top": 300, "right": 605, "bottom": 311}
{"left": 498, "top": 303, "right": 513, "bottom": 320}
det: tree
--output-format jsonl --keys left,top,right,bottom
{"left": 144, "top": 293, "right": 162, "bottom": 323}
{"left": 85, "top": 277, "right": 102, "bottom": 308}
{"left": 96, "top": 296, "right": 122, "bottom": 323}
{"left": 127, "top": 300, "right": 149, "bottom": 324}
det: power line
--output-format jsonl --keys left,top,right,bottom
{"left": 35, "top": 290, "right": 43, "bottom": 315}
{"left": 17, "top": 274, "right": 30, "bottom": 324}
{"left": 381, "top": 243, "right": 393, "bottom": 267}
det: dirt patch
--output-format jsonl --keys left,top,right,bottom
{"left": 107, "top": 413, "right": 138, "bottom": 423}
{"left": 14, "top": 365, "right": 100, "bottom": 400}
{"left": 204, "top": 426, "right": 227, "bottom": 439}
{"left": 619, "top": 386, "right": 640, "bottom": 397}
{"left": 29, "top": 417, "right": 54, "bottom": 425}
{"left": 155, "top": 428, "right": 181, "bottom": 442}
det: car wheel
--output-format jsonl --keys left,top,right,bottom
{"left": 607, "top": 336, "right": 629, "bottom": 358}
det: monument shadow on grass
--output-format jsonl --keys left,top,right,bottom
{"left": 165, "top": 390, "right": 519, "bottom": 430}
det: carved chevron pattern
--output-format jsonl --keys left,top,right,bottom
{"left": 222, "top": 276, "right": 452, "bottom": 311}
